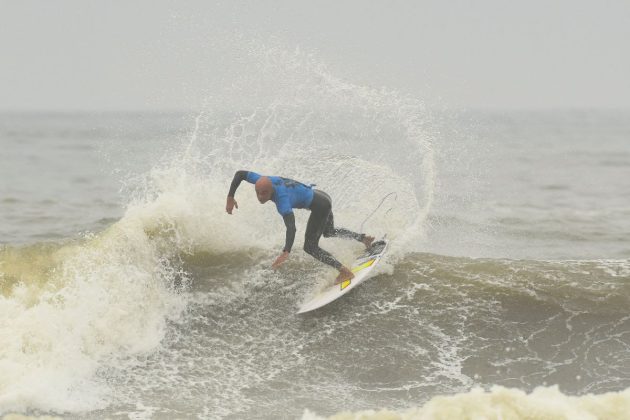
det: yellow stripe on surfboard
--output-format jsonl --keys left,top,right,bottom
{"left": 352, "top": 259, "right": 375, "bottom": 273}
{"left": 339, "top": 259, "right": 376, "bottom": 290}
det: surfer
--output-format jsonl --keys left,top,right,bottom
{"left": 226, "top": 170, "right": 374, "bottom": 284}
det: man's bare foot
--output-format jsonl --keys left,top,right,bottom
{"left": 362, "top": 235, "right": 375, "bottom": 249}
{"left": 334, "top": 266, "right": 355, "bottom": 285}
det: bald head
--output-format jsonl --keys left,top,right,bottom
{"left": 255, "top": 176, "right": 273, "bottom": 203}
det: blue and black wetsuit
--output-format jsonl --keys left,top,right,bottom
{"left": 227, "top": 170, "right": 366, "bottom": 270}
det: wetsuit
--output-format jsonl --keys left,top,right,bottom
{"left": 305, "top": 189, "right": 365, "bottom": 269}
{"left": 227, "top": 170, "right": 366, "bottom": 269}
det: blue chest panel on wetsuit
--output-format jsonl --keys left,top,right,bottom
{"left": 246, "top": 172, "right": 314, "bottom": 216}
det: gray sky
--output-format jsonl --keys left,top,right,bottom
{"left": 2, "top": 0, "right": 629, "bottom": 111}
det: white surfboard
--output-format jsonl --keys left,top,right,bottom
{"left": 297, "top": 238, "right": 389, "bottom": 314}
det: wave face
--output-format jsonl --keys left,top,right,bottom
{"left": 3, "top": 244, "right": 629, "bottom": 417}
{"left": 172, "top": 252, "right": 630, "bottom": 419}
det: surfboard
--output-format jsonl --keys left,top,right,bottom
{"left": 297, "top": 238, "right": 389, "bottom": 314}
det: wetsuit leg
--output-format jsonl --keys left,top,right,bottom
{"left": 322, "top": 211, "right": 365, "bottom": 242}
{"left": 304, "top": 190, "right": 343, "bottom": 270}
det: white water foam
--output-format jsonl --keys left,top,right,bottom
{"left": 0, "top": 201, "right": 196, "bottom": 413}
{"left": 302, "top": 385, "right": 630, "bottom": 420}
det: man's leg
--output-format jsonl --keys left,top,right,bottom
{"left": 304, "top": 190, "right": 354, "bottom": 283}
{"left": 303, "top": 205, "right": 342, "bottom": 270}
{"left": 322, "top": 212, "right": 374, "bottom": 248}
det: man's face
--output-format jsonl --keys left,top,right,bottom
{"left": 256, "top": 185, "right": 272, "bottom": 203}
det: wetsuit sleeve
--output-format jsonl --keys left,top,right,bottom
{"left": 282, "top": 212, "right": 296, "bottom": 253}
{"left": 227, "top": 170, "right": 256, "bottom": 197}
{"left": 245, "top": 171, "right": 261, "bottom": 183}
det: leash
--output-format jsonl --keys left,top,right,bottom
{"left": 359, "top": 192, "right": 397, "bottom": 233}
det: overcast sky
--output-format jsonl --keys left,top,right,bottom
{"left": 2, "top": 0, "right": 629, "bottom": 111}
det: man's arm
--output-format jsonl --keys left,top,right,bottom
{"left": 227, "top": 170, "right": 249, "bottom": 197}
{"left": 272, "top": 212, "right": 296, "bottom": 268}
{"left": 282, "top": 212, "right": 297, "bottom": 253}
{"left": 226, "top": 170, "right": 248, "bottom": 214}
{"left": 226, "top": 170, "right": 262, "bottom": 214}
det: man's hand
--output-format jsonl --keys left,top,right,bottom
{"left": 226, "top": 196, "right": 238, "bottom": 214}
{"left": 272, "top": 251, "right": 289, "bottom": 269}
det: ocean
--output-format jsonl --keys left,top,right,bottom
{"left": 1, "top": 49, "right": 630, "bottom": 419}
